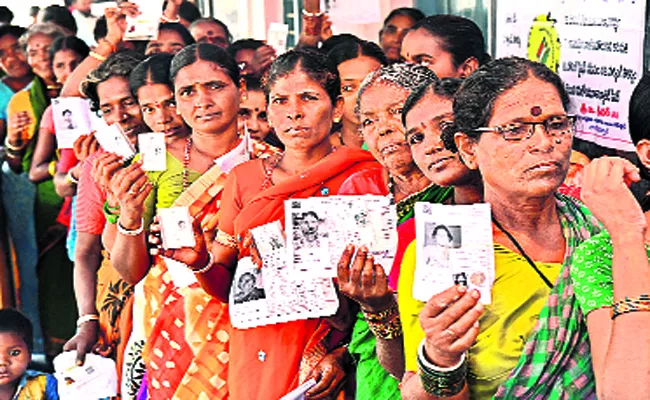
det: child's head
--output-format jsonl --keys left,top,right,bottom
{"left": 0, "top": 309, "right": 32, "bottom": 388}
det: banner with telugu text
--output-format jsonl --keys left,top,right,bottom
{"left": 496, "top": 0, "right": 646, "bottom": 151}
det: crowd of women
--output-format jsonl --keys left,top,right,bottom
{"left": 0, "top": 1, "right": 649, "bottom": 399}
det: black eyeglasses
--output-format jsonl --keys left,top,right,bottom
{"left": 471, "top": 114, "right": 577, "bottom": 142}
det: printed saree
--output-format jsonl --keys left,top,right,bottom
{"left": 222, "top": 146, "right": 379, "bottom": 400}
{"left": 141, "top": 141, "right": 278, "bottom": 400}
{"left": 493, "top": 193, "right": 601, "bottom": 399}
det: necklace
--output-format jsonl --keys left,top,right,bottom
{"left": 182, "top": 136, "right": 192, "bottom": 190}
{"left": 491, "top": 215, "right": 554, "bottom": 289}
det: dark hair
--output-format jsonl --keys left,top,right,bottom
{"left": 29, "top": 6, "right": 40, "bottom": 18}
{"left": 93, "top": 16, "right": 107, "bottom": 42}
{"left": 0, "top": 6, "right": 14, "bottom": 25}
{"left": 179, "top": 1, "right": 201, "bottom": 23}
{"left": 356, "top": 62, "right": 438, "bottom": 115}
{"left": 402, "top": 78, "right": 462, "bottom": 126}
{"left": 190, "top": 18, "right": 233, "bottom": 45}
{"left": 227, "top": 38, "right": 265, "bottom": 59}
{"left": 629, "top": 74, "right": 650, "bottom": 145}
{"left": 410, "top": 14, "right": 490, "bottom": 68}
{"left": 159, "top": 22, "right": 195, "bottom": 47}
{"left": 432, "top": 224, "right": 453, "bottom": 242}
{"left": 382, "top": 7, "right": 425, "bottom": 27}
{"left": 320, "top": 34, "right": 361, "bottom": 54}
{"left": 130, "top": 53, "right": 174, "bottom": 97}
{"left": 327, "top": 40, "right": 388, "bottom": 69}
{"left": 243, "top": 75, "right": 263, "bottom": 93}
{"left": 403, "top": 78, "right": 462, "bottom": 152}
{"left": 453, "top": 57, "right": 570, "bottom": 139}
{"left": 0, "top": 308, "right": 33, "bottom": 353}
{"left": 238, "top": 272, "right": 256, "bottom": 289}
{"left": 170, "top": 43, "right": 239, "bottom": 84}
{"left": 263, "top": 49, "right": 340, "bottom": 106}
{"left": 302, "top": 211, "right": 320, "bottom": 220}
{"left": 62, "top": 109, "right": 72, "bottom": 115}
{"left": 49, "top": 35, "right": 90, "bottom": 60}
{"left": 0, "top": 25, "right": 25, "bottom": 41}
{"left": 40, "top": 5, "right": 77, "bottom": 35}
{"left": 81, "top": 50, "right": 146, "bottom": 111}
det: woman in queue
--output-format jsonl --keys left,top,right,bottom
{"left": 401, "top": 14, "right": 490, "bottom": 79}
{"left": 107, "top": 44, "right": 278, "bottom": 399}
{"left": 152, "top": 49, "right": 378, "bottom": 399}
{"left": 400, "top": 57, "right": 600, "bottom": 399}
{"left": 327, "top": 39, "right": 386, "bottom": 148}
{"left": 2, "top": 22, "right": 71, "bottom": 355}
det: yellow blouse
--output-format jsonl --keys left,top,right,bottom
{"left": 398, "top": 242, "right": 561, "bottom": 399}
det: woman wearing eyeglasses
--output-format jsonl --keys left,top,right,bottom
{"left": 399, "top": 57, "right": 600, "bottom": 399}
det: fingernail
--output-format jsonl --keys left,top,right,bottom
{"left": 474, "top": 303, "right": 484, "bottom": 312}
{"left": 76, "top": 360, "right": 82, "bottom": 366}
{"left": 471, "top": 289, "right": 480, "bottom": 299}
{"left": 473, "top": 321, "right": 479, "bottom": 328}
{"left": 457, "top": 285, "right": 467, "bottom": 293}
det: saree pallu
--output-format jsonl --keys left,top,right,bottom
{"left": 142, "top": 142, "right": 279, "bottom": 400}
{"left": 95, "top": 251, "right": 135, "bottom": 391}
{"left": 493, "top": 193, "right": 601, "bottom": 399}
{"left": 225, "top": 147, "right": 379, "bottom": 400}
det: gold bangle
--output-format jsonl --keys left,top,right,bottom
{"left": 89, "top": 51, "right": 107, "bottom": 62}
{"left": 48, "top": 160, "right": 57, "bottom": 177}
{"left": 4, "top": 139, "right": 26, "bottom": 152}
{"left": 66, "top": 170, "right": 79, "bottom": 185}
{"left": 76, "top": 314, "right": 100, "bottom": 328}
{"left": 611, "top": 294, "right": 650, "bottom": 319}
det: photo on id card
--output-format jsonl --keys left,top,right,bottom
{"left": 51, "top": 97, "right": 93, "bottom": 149}
{"left": 158, "top": 206, "right": 196, "bottom": 249}
{"left": 229, "top": 257, "right": 270, "bottom": 329}
{"left": 286, "top": 199, "right": 331, "bottom": 278}
{"left": 138, "top": 132, "right": 166, "bottom": 171}
{"left": 414, "top": 202, "right": 494, "bottom": 304}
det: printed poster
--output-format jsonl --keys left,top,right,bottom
{"left": 496, "top": 0, "right": 646, "bottom": 151}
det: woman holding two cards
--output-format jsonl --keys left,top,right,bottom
{"left": 152, "top": 49, "right": 380, "bottom": 399}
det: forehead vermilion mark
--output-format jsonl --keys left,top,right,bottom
{"left": 531, "top": 106, "right": 542, "bottom": 116}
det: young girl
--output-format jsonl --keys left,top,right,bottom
{"left": 0, "top": 308, "right": 58, "bottom": 400}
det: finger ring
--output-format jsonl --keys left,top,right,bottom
{"left": 128, "top": 189, "right": 138, "bottom": 195}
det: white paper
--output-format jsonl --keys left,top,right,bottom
{"left": 326, "top": 0, "right": 382, "bottom": 25}
{"left": 52, "top": 97, "right": 94, "bottom": 149}
{"left": 94, "top": 124, "right": 136, "bottom": 159}
{"left": 229, "top": 221, "right": 339, "bottom": 329}
{"left": 280, "top": 378, "right": 318, "bottom": 400}
{"left": 158, "top": 207, "right": 196, "bottom": 249}
{"left": 124, "top": 0, "right": 163, "bottom": 41}
{"left": 138, "top": 132, "right": 167, "bottom": 171}
{"left": 267, "top": 23, "right": 289, "bottom": 54}
{"left": 495, "top": 0, "right": 645, "bottom": 151}
{"left": 414, "top": 203, "right": 494, "bottom": 304}
{"left": 53, "top": 352, "right": 118, "bottom": 399}
{"left": 285, "top": 195, "right": 398, "bottom": 279}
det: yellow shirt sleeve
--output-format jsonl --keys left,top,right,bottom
{"left": 397, "top": 241, "right": 426, "bottom": 373}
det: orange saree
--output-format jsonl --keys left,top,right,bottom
{"left": 218, "top": 147, "right": 379, "bottom": 400}
{"left": 142, "top": 141, "right": 278, "bottom": 400}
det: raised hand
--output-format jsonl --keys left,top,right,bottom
{"left": 337, "top": 244, "right": 394, "bottom": 312}
{"left": 7, "top": 111, "right": 32, "bottom": 145}
{"left": 110, "top": 161, "right": 151, "bottom": 226}
{"left": 73, "top": 133, "right": 100, "bottom": 163}
{"left": 306, "top": 346, "right": 349, "bottom": 399}
{"left": 249, "top": 45, "right": 277, "bottom": 77}
{"left": 419, "top": 285, "right": 483, "bottom": 368}
{"left": 581, "top": 156, "right": 645, "bottom": 234}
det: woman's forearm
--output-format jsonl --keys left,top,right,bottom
{"left": 376, "top": 334, "right": 406, "bottom": 378}
{"left": 73, "top": 232, "right": 103, "bottom": 316}
{"left": 108, "top": 219, "right": 151, "bottom": 285}
{"left": 601, "top": 231, "right": 650, "bottom": 399}
{"left": 401, "top": 372, "right": 470, "bottom": 400}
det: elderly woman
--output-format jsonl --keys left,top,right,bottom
{"left": 2, "top": 22, "right": 70, "bottom": 355}
{"left": 399, "top": 57, "right": 601, "bottom": 399}
{"left": 570, "top": 73, "right": 650, "bottom": 399}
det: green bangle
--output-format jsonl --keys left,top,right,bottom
{"left": 417, "top": 340, "right": 467, "bottom": 397}
{"left": 103, "top": 201, "right": 120, "bottom": 225}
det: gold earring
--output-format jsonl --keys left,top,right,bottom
{"left": 333, "top": 117, "right": 341, "bottom": 123}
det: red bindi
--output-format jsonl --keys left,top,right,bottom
{"left": 531, "top": 106, "right": 542, "bottom": 116}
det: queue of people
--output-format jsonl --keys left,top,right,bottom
{"left": 0, "top": 1, "right": 649, "bottom": 399}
